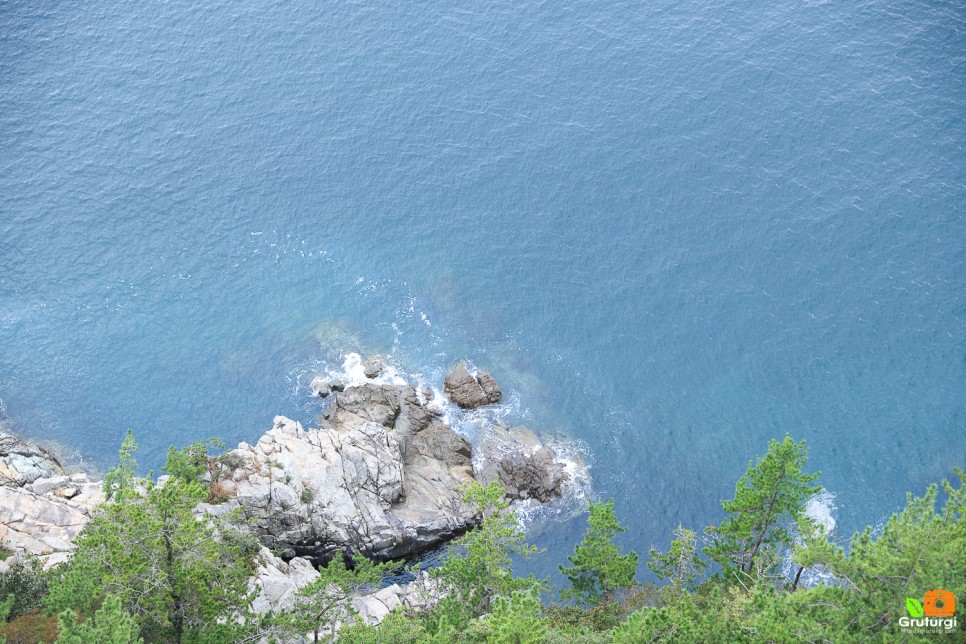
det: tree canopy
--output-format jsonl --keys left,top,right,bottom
{"left": 45, "top": 435, "right": 258, "bottom": 643}
{"left": 560, "top": 499, "right": 639, "bottom": 605}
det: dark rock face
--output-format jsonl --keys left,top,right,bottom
{"left": 443, "top": 364, "right": 502, "bottom": 409}
{"left": 475, "top": 426, "right": 568, "bottom": 503}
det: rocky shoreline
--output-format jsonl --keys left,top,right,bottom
{"left": 0, "top": 359, "right": 588, "bottom": 626}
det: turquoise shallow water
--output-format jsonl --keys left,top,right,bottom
{"left": 1, "top": 0, "right": 964, "bottom": 580}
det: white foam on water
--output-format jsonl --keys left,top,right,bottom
{"left": 782, "top": 489, "right": 839, "bottom": 588}
{"left": 804, "top": 489, "right": 837, "bottom": 534}
{"left": 512, "top": 434, "right": 594, "bottom": 528}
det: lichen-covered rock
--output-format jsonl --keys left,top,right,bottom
{"left": 443, "top": 364, "right": 502, "bottom": 409}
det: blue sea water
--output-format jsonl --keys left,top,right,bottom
{"left": 1, "top": 0, "right": 964, "bottom": 581}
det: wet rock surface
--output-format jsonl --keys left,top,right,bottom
{"left": 443, "top": 364, "right": 502, "bottom": 409}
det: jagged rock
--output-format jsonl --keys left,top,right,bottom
{"left": 443, "top": 364, "right": 502, "bottom": 409}
{"left": 54, "top": 486, "right": 80, "bottom": 499}
{"left": 475, "top": 426, "right": 568, "bottom": 503}
{"left": 0, "top": 362, "right": 584, "bottom": 584}
{"left": 250, "top": 547, "right": 321, "bottom": 615}
{"left": 26, "top": 475, "right": 70, "bottom": 495}
{"left": 362, "top": 355, "right": 386, "bottom": 379}
{"left": 203, "top": 384, "right": 478, "bottom": 561}
{"left": 351, "top": 572, "right": 443, "bottom": 624}
{"left": 309, "top": 374, "right": 331, "bottom": 398}
{"left": 0, "top": 481, "right": 104, "bottom": 567}
{"left": 250, "top": 548, "right": 444, "bottom": 636}
{"left": 0, "top": 431, "right": 65, "bottom": 487}
{"left": 0, "top": 431, "right": 103, "bottom": 567}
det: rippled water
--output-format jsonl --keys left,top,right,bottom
{"left": 1, "top": 0, "right": 963, "bottom": 580}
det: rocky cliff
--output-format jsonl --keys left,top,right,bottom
{"left": 201, "top": 367, "right": 581, "bottom": 562}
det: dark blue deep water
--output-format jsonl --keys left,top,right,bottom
{"left": 1, "top": 0, "right": 964, "bottom": 580}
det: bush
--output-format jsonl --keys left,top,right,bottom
{"left": 0, "top": 611, "right": 59, "bottom": 644}
{"left": 0, "top": 560, "right": 49, "bottom": 621}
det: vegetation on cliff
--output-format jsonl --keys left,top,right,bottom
{"left": 0, "top": 433, "right": 963, "bottom": 643}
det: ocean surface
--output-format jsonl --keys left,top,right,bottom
{"left": 1, "top": 0, "right": 963, "bottom": 583}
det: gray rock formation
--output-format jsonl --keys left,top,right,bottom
{"left": 443, "top": 364, "right": 502, "bottom": 409}
{"left": 250, "top": 547, "right": 322, "bottom": 615}
{"left": 0, "top": 366, "right": 584, "bottom": 583}
{"left": 475, "top": 425, "right": 568, "bottom": 503}
{"left": 0, "top": 452, "right": 104, "bottom": 569}
{"left": 251, "top": 547, "right": 443, "bottom": 639}
{"left": 202, "top": 383, "right": 479, "bottom": 561}
{"left": 308, "top": 374, "right": 331, "bottom": 398}
{"left": 0, "top": 426, "right": 100, "bottom": 570}
{"left": 0, "top": 430, "right": 65, "bottom": 487}
{"left": 361, "top": 355, "right": 386, "bottom": 379}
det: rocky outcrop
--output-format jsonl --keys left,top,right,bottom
{"left": 202, "top": 383, "right": 479, "bottom": 562}
{"left": 202, "top": 368, "right": 579, "bottom": 563}
{"left": 351, "top": 570, "right": 442, "bottom": 625}
{"left": 250, "top": 547, "right": 322, "bottom": 615}
{"left": 1, "top": 363, "right": 585, "bottom": 579}
{"left": 0, "top": 430, "right": 65, "bottom": 487}
{"left": 475, "top": 425, "right": 569, "bottom": 503}
{"left": 251, "top": 548, "right": 442, "bottom": 619}
{"left": 0, "top": 432, "right": 104, "bottom": 569}
{"left": 251, "top": 547, "right": 443, "bottom": 638}
{"left": 443, "top": 364, "right": 502, "bottom": 409}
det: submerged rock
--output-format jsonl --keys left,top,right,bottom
{"left": 443, "top": 364, "right": 502, "bottom": 409}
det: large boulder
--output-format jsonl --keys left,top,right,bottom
{"left": 203, "top": 383, "right": 478, "bottom": 562}
{"left": 443, "top": 364, "right": 502, "bottom": 409}
{"left": 474, "top": 425, "right": 568, "bottom": 503}
{"left": 249, "top": 547, "right": 321, "bottom": 615}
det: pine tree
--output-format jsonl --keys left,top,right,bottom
{"left": 55, "top": 595, "right": 142, "bottom": 644}
{"left": 790, "top": 467, "right": 966, "bottom": 640}
{"left": 483, "top": 591, "right": 547, "bottom": 644}
{"left": 703, "top": 434, "right": 820, "bottom": 583}
{"left": 560, "top": 500, "right": 639, "bottom": 604}
{"left": 270, "top": 552, "right": 393, "bottom": 644}
{"left": 430, "top": 481, "right": 542, "bottom": 629}
{"left": 647, "top": 526, "right": 707, "bottom": 592}
{"left": 46, "top": 435, "right": 258, "bottom": 643}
